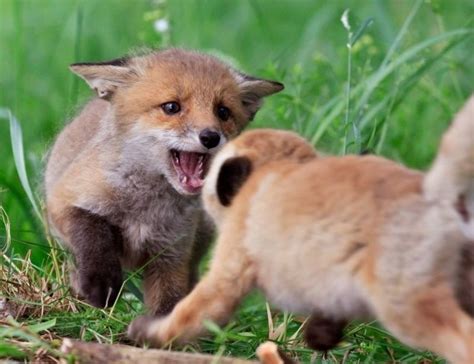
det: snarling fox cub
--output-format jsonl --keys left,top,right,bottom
{"left": 129, "top": 97, "right": 474, "bottom": 364}
{"left": 44, "top": 49, "right": 283, "bottom": 314}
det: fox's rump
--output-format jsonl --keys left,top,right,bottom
{"left": 424, "top": 96, "right": 474, "bottom": 239}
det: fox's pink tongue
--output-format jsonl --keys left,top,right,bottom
{"left": 174, "top": 151, "right": 207, "bottom": 192}
{"left": 188, "top": 176, "right": 204, "bottom": 189}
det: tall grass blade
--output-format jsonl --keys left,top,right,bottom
{"left": 310, "top": 28, "right": 473, "bottom": 145}
{"left": 341, "top": 9, "right": 354, "bottom": 154}
{"left": 353, "top": 29, "right": 472, "bottom": 128}
{"left": 350, "top": 17, "right": 374, "bottom": 46}
{"left": 0, "top": 207, "right": 11, "bottom": 253}
{"left": 69, "top": 5, "right": 83, "bottom": 107}
{"left": 0, "top": 108, "right": 42, "bottom": 221}
{"left": 341, "top": 12, "right": 374, "bottom": 154}
{"left": 361, "top": 35, "right": 468, "bottom": 133}
{"left": 380, "top": 0, "right": 423, "bottom": 68}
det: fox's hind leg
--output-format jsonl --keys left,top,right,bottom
{"left": 128, "top": 233, "right": 255, "bottom": 347}
{"left": 374, "top": 283, "right": 474, "bottom": 364}
{"left": 67, "top": 207, "right": 123, "bottom": 308}
{"left": 456, "top": 243, "right": 474, "bottom": 317}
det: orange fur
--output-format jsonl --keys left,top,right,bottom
{"left": 45, "top": 48, "right": 283, "bottom": 312}
{"left": 129, "top": 96, "right": 474, "bottom": 363}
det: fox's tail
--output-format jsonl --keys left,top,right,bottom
{"left": 424, "top": 95, "right": 474, "bottom": 239}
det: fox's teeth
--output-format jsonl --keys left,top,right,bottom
{"left": 172, "top": 151, "right": 180, "bottom": 164}
{"left": 198, "top": 155, "right": 204, "bottom": 164}
{"left": 182, "top": 176, "right": 188, "bottom": 184}
{"left": 198, "top": 160, "right": 203, "bottom": 169}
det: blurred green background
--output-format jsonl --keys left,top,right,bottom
{"left": 0, "top": 0, "right": 473, "bottom": 263}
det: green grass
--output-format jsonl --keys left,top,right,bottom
{"left": 0, "top": 0, "right": 473, "bottom": 362}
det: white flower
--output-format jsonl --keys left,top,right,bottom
{"left": 154, "top": 18, "right": 169, "bottom": 33}
{"left": 341, "top": 9, "right": 351, "bottom": 31}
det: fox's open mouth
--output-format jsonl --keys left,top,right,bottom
{"left": 170, "top": 149, "right": 210, "bottom": 194}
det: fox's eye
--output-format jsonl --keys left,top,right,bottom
{"left": 161, "top": 102, "right": 181, "bottom": 115}
{"left": 216, "top": 105, "right": 231, "bottom": 121}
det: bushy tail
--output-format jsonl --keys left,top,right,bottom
{"left": 424, "top": 95, "right": 474, "bottom": 239}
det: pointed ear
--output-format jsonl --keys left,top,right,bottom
{"left": 235, "top": 73, "right": 284, "bottom": 120}
{"left": 216, "top": 156, "right": 253, "bottom": 207}
{"left": 69, "top": 57, "right": 134, "bottom": 100}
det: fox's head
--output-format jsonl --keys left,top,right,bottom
{"left": 202, "top": 129, "right": 317, "bottom": 225}
{"left": 70, "top": 49, "right": 284, "bottom": 195}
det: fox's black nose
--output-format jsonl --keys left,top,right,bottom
{"left": 199, "top": 129, "right": 221, "bottom": 149}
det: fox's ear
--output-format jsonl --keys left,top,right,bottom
{"left": 69, "top": 57, "right": 134, "bottom": 100}
{"left": 216, "top": 156, "right": 252, "bottom": 207}
{"left": 235, "top": 73, "right": 284, "bottom": 120}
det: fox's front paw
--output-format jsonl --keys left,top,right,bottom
{"left": 78, "top": 263, "right": 123, "bottom": 308}
{"left": 128, "top": 315, "right": 170, "bottom": 347}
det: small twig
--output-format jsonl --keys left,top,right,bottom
{"left": 60, "top": 339, "right": 259, "bottom": 364}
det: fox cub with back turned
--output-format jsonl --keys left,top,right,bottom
{"left": 44, "top": 49, "right": 283, "bottom": 314}
{"left": 129, "top": 97, "right": 474, "bottom": 364}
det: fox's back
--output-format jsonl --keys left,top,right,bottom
{"left": 240, "top": 155, "right": 423, "bottom": 316}
{"left": 244, "top": 155, "right": 423, "bottom": 247}
{"left": 45, "top": 98, "right": 108, "bottom": 194}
